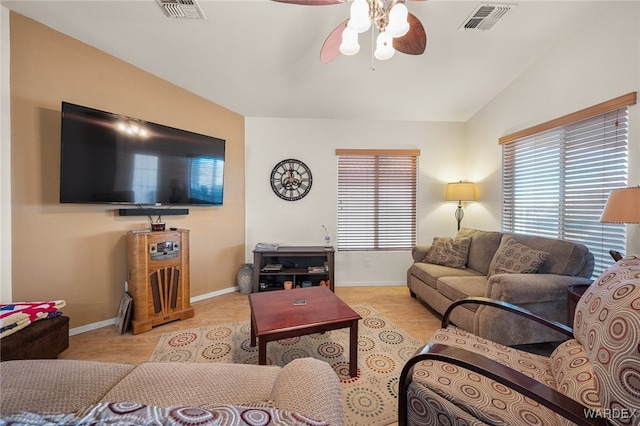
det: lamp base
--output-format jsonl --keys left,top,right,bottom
{"left": 609, "top": 250, "right": 623, "bottom": 261}
{"left": 454, "top": 203, "right": 464, "bottom": 231}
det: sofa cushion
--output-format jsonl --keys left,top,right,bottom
{"left": 102, "top": 362, "right": 282, "bottom": 408}
{"left": 487, "top": 238, "right": 550, "bottom": 277}
{"left": 0, "top": 360, "right": 136, "bottom": 416}
{"left": 423, "top": 237, "right": 471, "bottom": 269}
{"left": 409, "top": 327, "right": 558, "bottom": 425}
{"left": 502, "top": 233, "right": 591, "bottom": 276}
{"left": 410, "top": 262, "right": 482, "bottom": 289}
{"left": 549, "top": 339, "right": 601, "bottom": 426}
{"left": 436, "top": 276, "right": 488, "bottom": 312}
{"left": 456, "top": 228, "right": 503, "bottom": 275}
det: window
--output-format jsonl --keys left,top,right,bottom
{"left": 190, "top": 157, "right": 224, "bottom": 204}
{"left": 336, "top": 149, "right": 419, "bottom": 251}
{"left": 501, "top": 94, "right": 636, "bottom": 277}
{"left": 132, "top": 154, "right": 159, "bottom": 204}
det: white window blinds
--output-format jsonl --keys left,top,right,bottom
{"left": 503, "top": 107, "right": 629, "bottom": 277}
{"left": 337, "top": 149, "right": 419, "bottom": 251}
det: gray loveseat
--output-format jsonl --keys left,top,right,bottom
{"left": 407, "top": 228, "right": 594, "bottom": 345}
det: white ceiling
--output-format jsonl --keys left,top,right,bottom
{"left": 1, "top": 0, "right": 624, "bottom": 122}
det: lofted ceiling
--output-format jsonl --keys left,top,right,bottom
{"left": 1, "top": 0, "right": 625, "bottom": 122}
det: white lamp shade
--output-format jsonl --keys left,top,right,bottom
{"left": 387, "top": 3, "right": 410, "bottom": 37}
{"left": 387, "top": 21, "right": 410, "bottom": 38}
{"left": 600, "top": 186, "right": 640, "bottom": 223}
{"left": 347, "top": 0, "right": 371, "bottom": 33}
{"left": 374, "top": 31, "right": 395, "bottom": 60}
{"left": 339, "top": 27, "right": 360, "bottom": 55}
{"left": 445, "top": 182, "right": 477, "bottom": 202}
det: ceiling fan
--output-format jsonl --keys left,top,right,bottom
{"left": 272, "top": 0, "right": 427, "bottom": 64}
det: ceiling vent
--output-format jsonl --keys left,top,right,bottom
{"left": 156, "top": 0, "right": 206, "bottom": 19}
{"left": 459, "top": 3, "right": 516, "bottom": 31}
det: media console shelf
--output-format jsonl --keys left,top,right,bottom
{"left": 252, "top": 246, "right": 335, "bottom": 292}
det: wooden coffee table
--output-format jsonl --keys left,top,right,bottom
{"left": 248, "top": 286, "right": 361, "bottom": 377}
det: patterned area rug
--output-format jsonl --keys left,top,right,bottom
{"left": 150, "top": 304, "right": 422, "bottom": 426}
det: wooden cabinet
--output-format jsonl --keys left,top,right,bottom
{"left": 126, "top": 229, "right": 194, "bottom": 334}
{"left": 252, "top": 246, "right": 335, "bottom": 292}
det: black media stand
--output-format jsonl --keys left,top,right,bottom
{"left": 252, "top": 246, "right": 335, "bottom": 292}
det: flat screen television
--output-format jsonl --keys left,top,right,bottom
{"left": 60, "top": 102, "right": 225, "bottom": 206}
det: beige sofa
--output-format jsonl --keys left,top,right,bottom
{"left": 407, "top": 228, "right": 594, "bottom": 345}
{"left": 0, "top": 357, "right": 344, "bottom": 425}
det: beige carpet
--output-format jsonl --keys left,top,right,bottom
{"left": 150, "top": 304, "right": 422, "bottom": 426}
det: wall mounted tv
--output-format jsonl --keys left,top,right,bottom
{"left": 60, "top": 102, "right": 225, "bottom": 206}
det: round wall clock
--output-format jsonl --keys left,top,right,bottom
{"left": 270, "top": 159, "right": 313, "bottom": 201}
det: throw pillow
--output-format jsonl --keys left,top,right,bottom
{"left": 0, "top": 402, "right": 330, "bottom": 426}
{"left": 423, "top": 237, "right": 472, "bottom": 269}
{"left": 488, "top": 238, "right": 550, "bottom": 276}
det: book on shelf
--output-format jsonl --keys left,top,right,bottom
{"left": 255, "top": 242, "right": 279, "bottom": 251}
{"left": 308, "top": 266, "right": 326, "bottom": 273}
{"left": 262, "top": 263, "right": 283, "bottom": 272}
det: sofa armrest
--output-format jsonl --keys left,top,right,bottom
{"left": 398, "top": 343, "right": 608, "bottom": 426}
{"left": 485, "top": 273, "right": 593, "bottom": 305}
{"left": 270, "top": 358, "right": 344, "bottom": 426}
{"left": 442, "top": 297, "right": 574, "bottom": 338}
{"left": 411, "top": 245, "right": 431, "bottom": 263}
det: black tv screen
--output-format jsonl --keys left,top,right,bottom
{"left": 60, "top": 102, "right": 225, "bottom": 206}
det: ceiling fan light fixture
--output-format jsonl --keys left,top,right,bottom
{"left": 271, "top": 0, "right": 426, "bottom": 63}
{"left": 387, "top": 3, "right": 410, "bottom": 37}
{"left": 374, "top": 31, "right": 395, "bottom": 60}
{"left": 347, "top": 0, "right": 371, "bottom": 33}
{"left": 339, "top": 27, "right": 360, "bottom": 55}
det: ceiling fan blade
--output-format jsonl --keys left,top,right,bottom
{"left": 393, "top": 13, "right": 427, "bottom": 55}
{"left": 321, "top": 19, "right": 348, "bottom": 64}
{"left": 271, "top": 0, "right": 343, "bottom": 5}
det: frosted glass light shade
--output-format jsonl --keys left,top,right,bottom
{"left": 347, "top": 0, "right": 371, "bottom": 33}
{"left": 374, "top": 31, "right": 395, "bottom": 60}
{"left": 387, "top": 3, "right": 409, "bottom": 37}
{"left": 340, "top": 27, "right": 360, "bottom": 55}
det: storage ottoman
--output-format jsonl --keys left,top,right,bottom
{"left": 1, "top": 316, "right": 70, "bottom": 361}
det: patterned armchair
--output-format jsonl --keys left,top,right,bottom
{"left": 399, "top": 258, "right": 640, "bottom": 426}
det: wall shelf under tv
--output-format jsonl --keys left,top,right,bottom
{"left": 118, "top": 208, "right": 189, "bottom": 217}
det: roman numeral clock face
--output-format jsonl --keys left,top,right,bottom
{"left": 270, "top": 159, "right": 313, "bottom": 201}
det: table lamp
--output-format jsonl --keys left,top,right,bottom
{"left": 445, "top": 181, "right": 477, "bottom": 231}
{"left": 600, "top": 185, "right": 640, "bottom": 258}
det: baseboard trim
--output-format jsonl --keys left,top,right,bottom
{"left": 69, "top": 283, "right": 405, "bottom": 335}
{"left": 190, "top": 286, "right": 238, "bottom": 303}
{"left": 69, "top": 318, "right": 115, "bottom": 336}
{"left": 69, "top": 286, "right": 240, "bottom": 336}
{"left": 335, "top": 281, "right": 405, "bottom": 287}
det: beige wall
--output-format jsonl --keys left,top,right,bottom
{"left": 465, "top": 1, "right": 640, "bottom": 260}
{"left": 9, "top": 13, "right": 245, "bottom": 329}
{"left": 245, "top": 118, "right": 467, "bottom": 285}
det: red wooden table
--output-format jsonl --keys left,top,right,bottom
{"left": 248, "top": 286, "right": 361, "bottom": 377}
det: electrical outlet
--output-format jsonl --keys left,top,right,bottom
{"left": 364, "top": 258, "right": 371, "bottom": 267}
{"left": 124, "top": 281, "right": 128, "bottom": 292}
